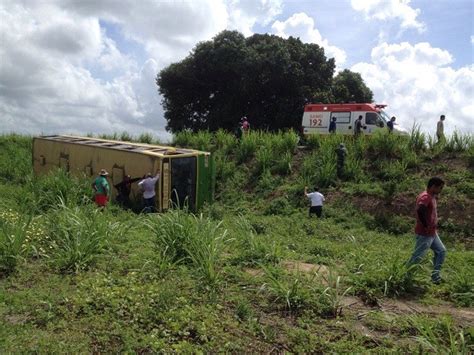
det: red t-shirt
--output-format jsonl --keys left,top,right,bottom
{"left": 415, "top": 191, "right": 438, "bottom": 236}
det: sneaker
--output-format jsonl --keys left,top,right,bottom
{"left": 432, "top": 278, "right": 445, "bottom": 285}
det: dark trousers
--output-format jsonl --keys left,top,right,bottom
{"left": 143, "top": 196, "right": 156, "bottom": 213}
{"left": 309, "top": 206, "right": 322, "bottom": 218}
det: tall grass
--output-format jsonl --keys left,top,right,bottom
{"left": 443, "top": 131, "right": 473, "bottom": 153}
{"left": 25, "top": 169, "right": 91, "bottom": 214}
{"left": 409, "top": 123, "right": 426, "bottom": 152}
{"left": 47, "top": 203, "right": 124, "bottom": 273}
{"left": 0, "top": 134, "right": 32, "bottom": 184}
{"left": 0, "top": 212, "right": 32, "bottom": 276}
{"left": 261, "top": 265, "right": 309, "bottom": 314}
{"left": 214, "top": 129, "right": 236, "bottom": 155}
{"left": 146, "top": 209, "right": 228, "bottom": 288}
{"left": 320, "top": 272, "right": 352, "bottom": 318}
{"left": 407, "top": 316, "right": 470, "bottom": 353}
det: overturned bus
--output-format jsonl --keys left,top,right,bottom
{"left": 32, "top": 135, "right": 215, "bottom": 211}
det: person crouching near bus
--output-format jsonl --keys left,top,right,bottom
{"left": 138, "top": 172, "right": 160, "bottom": 213}
{"left": 92, "top": 169, "right": 110, "bottom": 208}
{"left": 304, "top": 186, "right": 325, "bottom": 218}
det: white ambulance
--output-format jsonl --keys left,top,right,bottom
{"left": 301, "top": 103, "right": 409, "bottom": 136}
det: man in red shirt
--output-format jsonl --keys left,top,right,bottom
{"left": 408, "top": 177, "right": 446, "bottom": 284}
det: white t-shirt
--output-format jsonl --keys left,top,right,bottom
{"left": 306, "top": 191, "right": 325, "bottom": 206}
{"left": 138, "top": 176, "right": 159, "bottom": 199}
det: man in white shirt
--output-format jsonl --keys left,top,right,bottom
{"left": 138, "top": 172, "right": 160, "bottom": 213}
{"left": 304, "top": 186, "right": 325, "bottom": 218}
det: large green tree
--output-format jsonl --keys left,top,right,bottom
{"left": 332, "top": 69, "right": 373, "bottom": 103}
{"left": 157, "top": 30, "right": 335, "bottom": 132}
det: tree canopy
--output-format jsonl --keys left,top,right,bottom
{"left": 332, "top": 69, "right": 373, "bottom": 103}
{"left": 157, "top": 30, "right": 373, "bottom": 132}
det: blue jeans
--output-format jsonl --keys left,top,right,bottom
{"left": 408, "top": 234, "right": 446, "bottom": 281}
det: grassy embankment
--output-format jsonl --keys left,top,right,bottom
{"left": 0, "top": 130, "right": 473, "bottom": 353}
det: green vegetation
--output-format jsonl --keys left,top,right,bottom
{"left": 157, "top": 30, "right": 372, "bottom": 132}
{"left": 1, "top": 131, "right": 473, "bottom": 353}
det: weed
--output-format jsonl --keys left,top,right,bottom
{"left": 0, "top": 213, "right": 32, "bottom": 276}
{"left": 409, "top": 123, "right": 426, "bottom": 152}
{"left": 320, "top": 271, "right": 352, "bottom": 318}
{"left": 406, "top": 315, "right": 470, "bottom": 353}
{"left": 260, "top": 264, "right": 309, "bottom": 314}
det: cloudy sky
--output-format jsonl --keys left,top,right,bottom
{"left": 0, "top": 0, "right": 472, "bottom": 140}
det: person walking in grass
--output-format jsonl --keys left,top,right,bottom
{"left": 92, "top": 169, "right": 110, "bottom": 208}
{"left": 408, "top": 177, "right": 446, "bottom": 284}
{"left": 138, "top": 172, "right": 160, "bottom": 213}
{"left": 304, "top": 186, "right": 325, "bottom": 218}
{"left": 335, "top": 143, "right": 347, "bottom": 178}
{"left": 436, "top": 115, "right": 446, "bottom": 143}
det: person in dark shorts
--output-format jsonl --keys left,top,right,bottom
{"left": 304, "top": 186, "right": 325, "bottom": 217}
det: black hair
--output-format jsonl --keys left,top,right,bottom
{"left": 314, "top": 187, "right": 319, "bottom": 191}
{"left": 427, "top": 177, "right": 444, "bottom": 189}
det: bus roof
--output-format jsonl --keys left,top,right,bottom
{"left": 34, "top": 135, "right": 210, "bottom": 158}
{"left": 304, "top": 103, "right": 387, "bottom": 112}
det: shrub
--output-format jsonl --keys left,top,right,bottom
{"left": 263, "top": 196, "right": 293, "bottom": 216}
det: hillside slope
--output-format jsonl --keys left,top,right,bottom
{"left": 0, "top": 132, "right": 473, "bottom": 353}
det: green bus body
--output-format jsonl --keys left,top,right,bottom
{"left": 32, "top": 135, "right": 214, "bottom": 211}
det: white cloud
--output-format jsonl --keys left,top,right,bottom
{"left": 352, "top": 42, "right": 473, "bottom": 135}
{"left": 351, "top": 0, "right": 425, "bottom": 33}
{"left": 0, "top": 0, "right": 284, "bottom": 140}
{"left": 227, "top": 0, "right": 283, "bottom": 36}
{"left": 271, "top": 12, "right": 347, "bottom": 66}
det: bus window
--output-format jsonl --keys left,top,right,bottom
{"left": 170, "top": 157, "right": 196, "bottom": 210}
